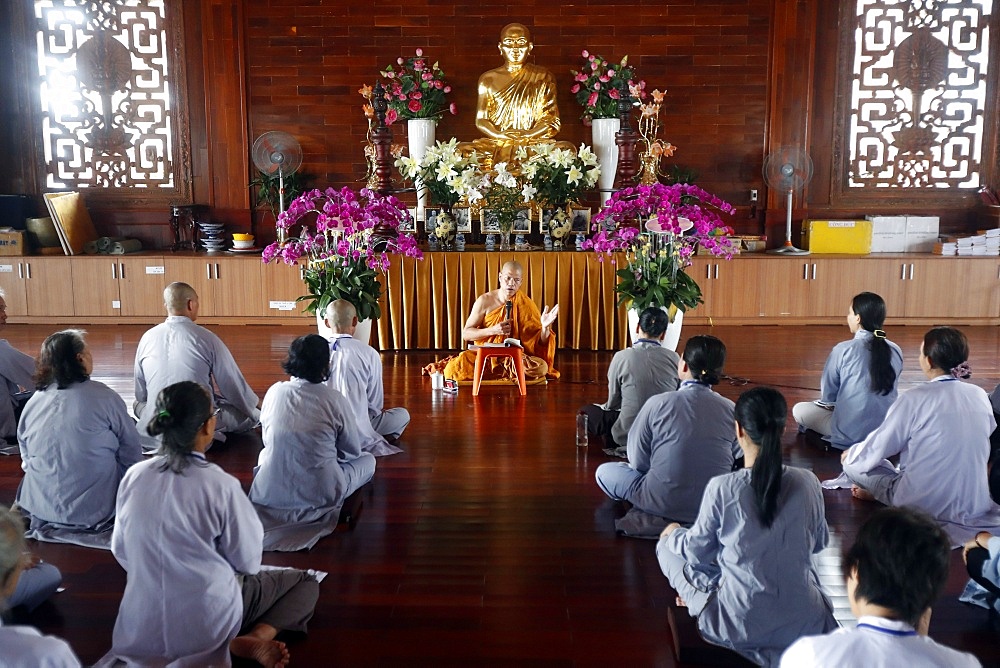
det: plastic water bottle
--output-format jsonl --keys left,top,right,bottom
{"left": 576, "top": 412, "right": 588, "bottom": 448}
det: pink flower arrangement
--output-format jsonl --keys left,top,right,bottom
{"left": 584, "top": 183, "right": 736, "bottom": 312}
{"left": 570, "top": 51, "right": 646, "bottom": 125}
{"left": 262, "top": 187, "right": 423, "bottom": 319}
{"left": 379, "top": 49, "right": 457, "bottom": 123}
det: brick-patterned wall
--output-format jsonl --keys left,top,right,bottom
{"left": 245, "top": 0, "right": 771, "bottom": 213}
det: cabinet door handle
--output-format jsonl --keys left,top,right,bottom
{"left": 25, "top": 263, "right": 30, "bottom": 280}
{"left": 909, "top": 263, "right": 914, "bottom": 280}
{"left": 706, "top": 265, "right": 711, "bottom": 280}
{"left": 811, "top": 263, "right": 817, "bottom": 280}
{"left": 714, "top": 264, "right": 719, "bottom": 279}
{"left": 803, "top": 263, "right": 808, "bottom": 280}
{"left": 214, "top": 263, "right": 220, "bottom": 280}
{"left": 119, "top": 263, "right": 125, "bottom": 280}
{"left": 112, "top": 262, "right": 117, "bottom": 280}
{"left": 299, "top": 266, "right": 305, "bottom": 281}
{"left": 900, "top": 263, "right": 906, "bottom": 280}
{"left": 206, "top": 263, "right": 212, "bottom": 280}
{"left": 17, "top": 263, "right": 22, "bottom": 280}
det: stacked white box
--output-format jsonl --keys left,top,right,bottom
{"left": 905, "top": 215, "right": 940, "bottom": 253}
{"left": 866, "top": 215, "right": 907, "bottom": 252}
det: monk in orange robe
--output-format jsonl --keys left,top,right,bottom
{"left": 443, "top": 260, "right": 560, "bottom": 381}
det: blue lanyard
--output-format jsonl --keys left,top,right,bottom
{"left": 635, "top": 338, "right": 660, "bottom": 346}
{"left": 856, "top": 623, "right": 916, "bottom": 637}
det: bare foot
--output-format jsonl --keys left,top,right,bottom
{"left": 230, "top": 636, "right": 290, "bottom": 668}
{"left": 675, "top": 596, "right": 688, "bottom": 608}
{"left": 851, "top": 485, "right": 875, "bottom": 501}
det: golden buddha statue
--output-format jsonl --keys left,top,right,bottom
{"left": 465, "top": 23, "right": 574, "bottom": 167}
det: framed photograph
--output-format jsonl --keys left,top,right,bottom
{"left": 571, "top": 207, "right": 591, "bottom": 233}
{"left": 400, "top": 207, "right": 417, "bottom": 233}
{"left": 424, "top": 207, "right": 441, "bottom": 235}
{"left": 539, "top": 208, "right": 557, "bottom": 233}
{"left": 480, "top": 209, "right": 500, "bottom": 233}
{"left": 453, "top": 207, "right": 473, "bottom": 233}
{"left": 513, "top": 208, "right": 532, "bottom": 233}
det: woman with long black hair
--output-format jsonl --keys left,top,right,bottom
{"left": 658, "top": 387, "right": 836, "bottom": 666}
{"left": 793, "top": 292, "right": 902, "bottom": 450}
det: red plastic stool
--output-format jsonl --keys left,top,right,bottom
{"left": 472, "top": 347, "right": 527, "bottom": 396}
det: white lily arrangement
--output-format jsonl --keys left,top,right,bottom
{"left": 519, "top": 143, "right": 600, "bottom": 209}
{"left": 395, "top": 138, "right": 484, "bottom": 209}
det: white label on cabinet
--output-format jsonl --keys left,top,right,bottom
{"left": 112, "top": 300, "right": 121, "bottom": 309}
{"left": 0, "top": 265, "right": 12, "bottom": 273}
{"left": 827, "top": 221, "right": 856, "bottom": 228}
{"left": 269, "top": 301, "right": 296, "bottom": 311}
{"left": 145, "top": 266, "right": 165, "bottom": 274}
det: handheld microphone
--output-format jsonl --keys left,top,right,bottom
{"left": 504, "top": 300, "right": 513, "bottom": 321}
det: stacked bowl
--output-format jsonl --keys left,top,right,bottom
{"left": 198, "top": 222, "right": 226, "bottom": 252}
{"left": 231, "top": 233, "right": 256, "bottom": 252}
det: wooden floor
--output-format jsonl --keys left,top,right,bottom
{"left": 1, "top": 323, "right": 999, "bottom": 667}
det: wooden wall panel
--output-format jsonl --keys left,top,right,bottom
{"left": 244, "top": 0, "right": 773, "bottom": 244}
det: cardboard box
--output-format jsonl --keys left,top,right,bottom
{"left": 801, "top": 220, "right": 872, "bottom": 254}
{"left": 905, "top": 215, "right": 940, "bottom": 253}
{"left": 0, "top": 229, "right": 27, "bottom": 256}
{"left": 866, "top": 215, "right": 907, "bottom": 252}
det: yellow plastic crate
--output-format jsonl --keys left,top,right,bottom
{"left": 801, "top": 220, "right": 872, "bottom": 254}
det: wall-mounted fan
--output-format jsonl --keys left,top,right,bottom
{"left": 252, "top": 131, "right": 303, "bottom": 215}
{"left": 763, "top": 146, "right": 814, "bottom": 255}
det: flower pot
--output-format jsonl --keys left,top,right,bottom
{"left": 591, "top": 118, "right": 620, "bottom": 206}
{"left": 627, "top": 305, "right": 683, "bottom": 351}
{"left": 316, "top": 311, "right": 373, "bottom": 344}
{"left": 408, "top": 118, "right": 437, "bottom": 220}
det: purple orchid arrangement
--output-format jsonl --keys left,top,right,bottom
{"left": 262, "top": 187, "right": 423, "bottom": 320}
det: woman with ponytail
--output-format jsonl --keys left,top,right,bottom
{"left": 104, "top": 381, "right": 319, "bottom": 667}
{"left": 842, "top": 326, "right": 1000, "bottom": 545}
{"left": 793, "top": 292, "right": 902, "bottom": 450}
{"left": 596, "top": 335, "right": 740, "bottom": 525}
{"left": 658, "top": 387, "right": 836, "bottom": 666}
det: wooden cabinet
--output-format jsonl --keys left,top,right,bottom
{"left": 163, "top": 257, "right": 264, "bottom": 317}
{"left": 0, "top": 258, "right": 75, "bottom": 317}
{"left": 260, "top": 260, "right": 311, "bottom": 321}
{"left": 71, "top": 257, "right": 169, "bottom": 317}
{"left": 689, "top": 257, "right": 766, "bottom": 320}
{"left": 759, "top": 257, "right": 875, "bottom": 319}
{"left": 901, "top": 258, "right": 1000, "bottom": 319}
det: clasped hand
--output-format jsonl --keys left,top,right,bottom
{"left": 493, "top": 319, "right": 513, "bottom": 337}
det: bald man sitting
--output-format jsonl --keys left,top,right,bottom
{"left": 324, "top": 300, "right": 409, "bottom": 449}
{"left": 133, "top": 282, "right": 260, "bottom": 451}
{"left": 443, "top": 261, "right": 559, "bottom": 382}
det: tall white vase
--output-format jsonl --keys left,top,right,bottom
{"left": 408, "top": 118, "right": 436, "bottom": 221}
{"left": 316, "top": 312, "right": 373, "bottom": 344}
{"left": 591, "top": 118, "right": 620, "bottom": 206}
{"left": 627, "top": 306, "right": 684, "bottom": 351}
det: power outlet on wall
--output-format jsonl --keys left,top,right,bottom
{"left": 749, "top": 189, "right": 758, "bottom": 202}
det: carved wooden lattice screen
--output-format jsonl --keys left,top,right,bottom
{"left": 33, "top": 0, "right": 190, "bottom": 204}
{"left": 833, "top": 0, "right": 996, "bottom": 201}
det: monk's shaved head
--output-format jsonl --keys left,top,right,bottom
{"left": 164, "top": 282, "right": 198, "bottom": 315}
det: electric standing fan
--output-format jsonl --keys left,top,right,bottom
{"left": 763, "top": 146, "right": 813, "bottom": 255}
{"left": 252, "top": 131, "right": 303, "bottom": 215}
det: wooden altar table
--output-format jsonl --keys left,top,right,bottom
{"left": 374, "top": 250, "right": 629, "bottom": 351}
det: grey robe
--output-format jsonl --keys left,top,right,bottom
{"left": 601, "top": 340, "right": 680, "bottom": 446}
{"left": 107, "top": 453, "right": 263, "bottom": 666}
{"left": 133, "top": 316, "right": 259, "bottom": 449}
{"left": 626, "top": 381, "right": 739, "bottom": 523}
{"left": 0, "top": 339, "right": 34, "bottom": 439}
{"left": 819, "top": 329, "right": 902, "bottom": 449}
{"left": 16, "top": 379, "right": 142, "bottom": 534}
{"left": 250, "top": 379, "right": 375, "bottom": 550}
{"left": 660, "top": 467, "right": 837, "bottom": 667}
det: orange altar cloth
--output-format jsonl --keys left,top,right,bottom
{"left": 373, "top": 251, "right": 630, "bottom": 351}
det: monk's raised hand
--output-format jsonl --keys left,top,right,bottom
{"left": 541, "top": 304, "right": 559, "bottom": 329}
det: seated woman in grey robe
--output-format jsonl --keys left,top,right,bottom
{"left": 15, "top": 329, "right": 142, "bottom": 548}
{"left": 250, "top": 334, "right": 376, "bottom": 551}
{"left": 658, "top": 387, "right": 837, "bottom": 667}
{"left": 100, "top": 381, "right": 319, "bottom": 667}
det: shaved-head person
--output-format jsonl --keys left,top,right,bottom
{"left": 133, "top": 282, "right": 260, "bottom": 451}
{"left": 323, "top": 299, "right": 410, "bottom": 453}
{"left": 442, "top": 261, "right": 559, "bottom": 382}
